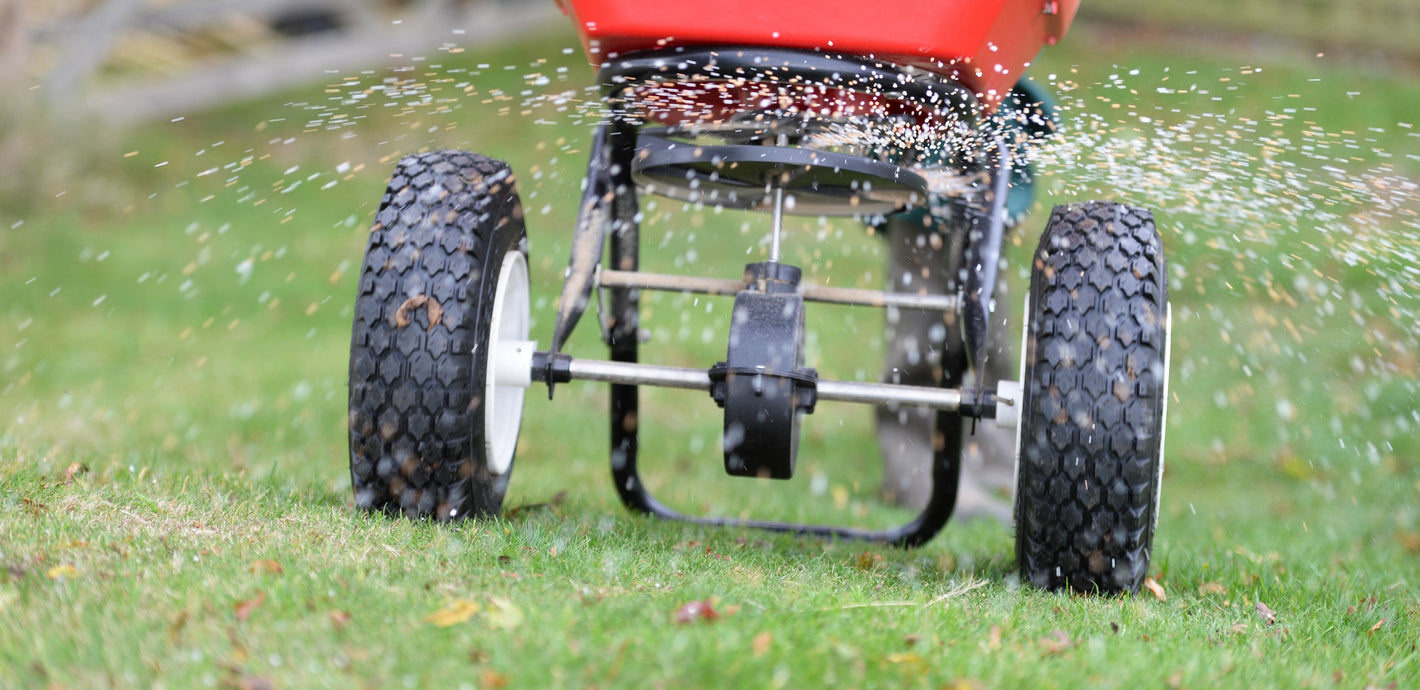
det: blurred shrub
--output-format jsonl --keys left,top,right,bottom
{"left": 0, "top": 100, "right": 134, "bottom": 218}
{"left": 1080, "top": 0, "right": 1420, "bottom": 60}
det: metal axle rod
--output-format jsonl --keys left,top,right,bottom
{"left": 542, "top": 354, "right": 970, "bottom": 411}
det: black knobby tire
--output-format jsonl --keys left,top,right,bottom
{"left": 348, "top": 151, "right": 528, "bottom": 519}
{"left": 1015, "top": 202, "right": 1169, "bottom": 594}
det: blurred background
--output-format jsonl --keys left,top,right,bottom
{"left": 5, "top": 0, "right": 1417, "bottom": 122}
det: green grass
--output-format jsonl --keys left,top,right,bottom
{"left": 3, "top": 20, "right": 1419, "bottom": 688}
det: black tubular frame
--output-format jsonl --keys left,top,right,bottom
{"left": 595, "top": 46, "right": 989, "bottom": 547}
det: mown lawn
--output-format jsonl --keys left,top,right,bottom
{"left": 2, "top": 19, "right": 1417, "bottom": 688}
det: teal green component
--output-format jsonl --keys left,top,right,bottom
{"left": 998, "top": 78, "right": 1059, "bottom": 224}
{"left": 884, "top": 77, "right": 1060, "bottom": 232}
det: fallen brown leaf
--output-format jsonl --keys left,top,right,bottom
{"left": 168, "top": 610, "right": 189, "bottom": 643}
{"left": 226, "top": 628, "right": 248, "bottom": 663}
{"left": 752, "top": 632, "right": 772, "bottom": 657}
{"left": 237, "top": 676, "right": 273, "bottom": 690}
{"left": 1144, "top": 577, "right": 1166, "bottom": 602}
{"left": 885, "top": 652, "right": 928, "bottom": 674}
{"left": 425, "top": 599, "right": 480, "bottom": 627}
{"left": 45, "top": 565, "right": 77, "bottom": 579}
{"left": 1198, "top": 581, "right": 1227, "bottom": 596}
{"left": 986, "top": 625, "right": 1002, "bottom": 651}
{"left": 1255, "top": 601, "right": 1277, "bottom": 625}
{"left": 484, "top": 597, "right": 523, "bottom": 631}
{"left": 248, "top": 560, "right": 283, "bottom": 576}
{"left": 1368, "top": 618, "right": 1387, "bottom": 635}
{"left": 1396, "top": 531, "right": 1420, "bottom": 555}
{"left": 1039, "top": 630, "right": 1073, "bottom": 656}
{"left": 885, "top": 652, "right": 922, "bottom": 664}
{"left": 234, "top": 592, "right": 266, "bottom": 622}
{"left": 329, "top": 610, "right": 351, "bottom": 630}
{"left": 480, "top": 670, "right": 509, "bottom": 688}
{"left": 602, "top": 640, "right": 631, "bottom": 684}
{"left": 1227, "top": 623, "right": 1248, "bottom": 635}
{"left": 64, "top": 462, "right": 89, "bottom": 484}
{"left": 392, "top": 295, "right": 443, "bottom": 332}
{"left": 674, "top": 599, "right": 720, "bottom": 624}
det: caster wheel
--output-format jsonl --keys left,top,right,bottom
{"left": 348, "top": 151, "right": 529, "bottom": 519}
{"left": 1015, "top": 202, "right": 1170, "bottom": 594}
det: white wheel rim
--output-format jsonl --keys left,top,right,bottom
{"left": 1153, "top": 302, "right": 1173, "bottom": 534}
{"left": 1009, "top": 292, "right": 1030, "bottom": 517}
{"left": 484, "top": 250, "right": 529, "bottom": 475}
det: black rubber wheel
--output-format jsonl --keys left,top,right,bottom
{"left": 348, "top": 151, "right": 529, "bottom": 519}
{"left": 1014, "top": 202, "right": 1170, "bottom": 594}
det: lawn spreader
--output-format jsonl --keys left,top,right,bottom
{"left": 346, "top": 0, "right": 1171, "bottom": 594}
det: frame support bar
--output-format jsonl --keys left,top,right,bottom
{"left": 597, "top": 269, "right": 958, "bottom": 312}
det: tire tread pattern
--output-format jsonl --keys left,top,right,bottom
{"left": 348, "top": 150, "right": 524, "bottom": 519}
{"left": 1016, "top": 202, "right": 1168, "bottom": 594}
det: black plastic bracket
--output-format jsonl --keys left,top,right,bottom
{"left": 741, "top": 261, "right": 801, "bottom": 295}
{"left": 957, "top": 388, "right": 1000, "bottom": 420}
{"left": 713, "top": 262, "right": 812, "bottom": 480}
{"left": 709, "top": 363, "right": 818, "bottom": 413}
{"left": 958, "top": 387, "right": 1000, "bottom": 435}
{"left": 532, "top": 351, "right": 574, "bottom": 388}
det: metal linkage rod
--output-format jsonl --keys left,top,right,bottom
{"left": 768, "top": 186, "right": 785, "bottom": 263}
{"left": 804, "top": 284, "right": 957, "bottom": 311}
{"left": 597, "top": 269, "right": 958, "bottom": 311}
